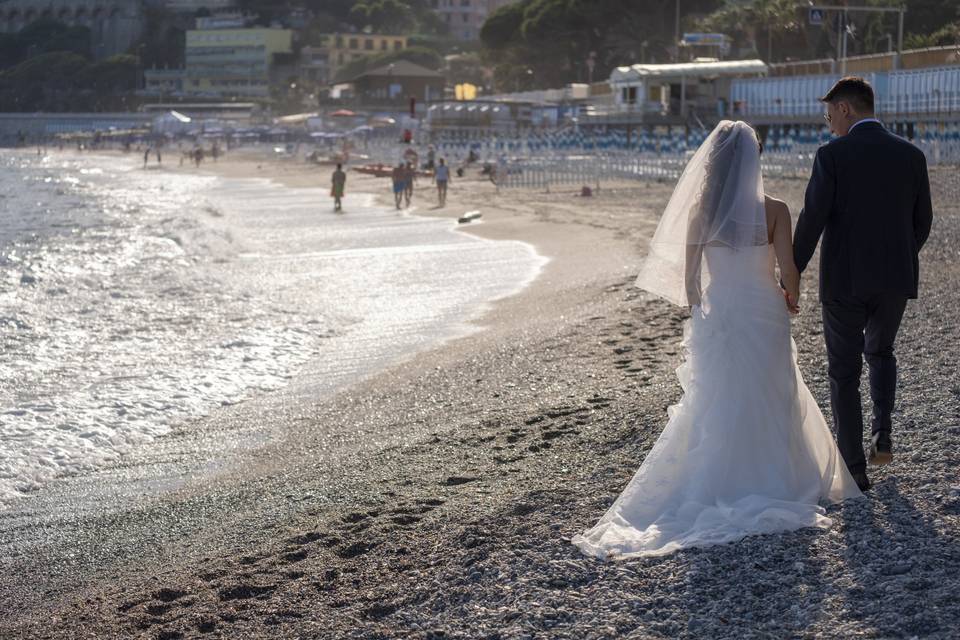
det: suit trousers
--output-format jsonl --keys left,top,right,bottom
{"left": 821, "top": 293, "right": 907, "bottom": 475}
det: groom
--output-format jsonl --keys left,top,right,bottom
{"left": 792, "top": 76, "right": 933, "bottom": 492}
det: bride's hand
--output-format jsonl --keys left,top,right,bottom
{"left": 782, "top": 286, "right": 800, "bottom": 315}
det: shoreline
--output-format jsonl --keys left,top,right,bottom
{"left": 2, "top": 150, "right": 959, "bottom": 639}
{"left": 0, "top": 148, "right": 645, "bottom": 619}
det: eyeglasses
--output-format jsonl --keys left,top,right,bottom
{"left": 823, "top": 113, "right": 832, "bottom": 124}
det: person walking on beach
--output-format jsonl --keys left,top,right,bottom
{"left": 331, "top": 163, "right": 346, "bottom": 212}
{"left": 434, "top": 158, "right": 450, "bottom": 207}
{"left": 391, "top": 163, "right": 406, "bottom": 209}
{"left": 403, "top": 161, "right": 416, "bottom": 207}
{"left": 143, "top": 147, "right": 151, "bottom": 169}
{"left": 572, "top": 120, "right": 862, "bottom": 561}
{"left": 792, "top": 76, "right": 933, "bottom": 491}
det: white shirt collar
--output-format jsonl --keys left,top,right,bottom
{"left": 848, "top": 118, "right": 882, "bottom": 132}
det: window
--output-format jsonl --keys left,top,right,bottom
{"left": 349, "top": 38, "right": 358, "bottom": 49}
{"left": 462, "top": 12, "right": 469, "bottom": 22}
{"left": 461, "top": 0, "right": 469, "bottom": 6}
{"left": 394, "top": 41, "right": 402, "bottom": 50}
{"left": 335, "top": 36, "right": 343, "bottom": 48}
{"left": 364, "top": 39, "right": 373, "bottom": 50}
{"left": 381, "top": 40, "right": 388, "bottom": 50}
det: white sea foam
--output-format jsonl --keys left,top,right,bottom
{"left": 0, "top": 151, "right": 545, "bottom": 506}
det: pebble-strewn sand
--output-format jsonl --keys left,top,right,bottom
{"left": 2, "top": 150, "right": 957, "bottom": 639}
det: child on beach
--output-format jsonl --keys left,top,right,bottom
{"left": 435, "top": 158, "right": 450, "bottom": 207}
{"left": 391, "top": 163, "right": 406, "bottom": 209}
{"left": 331, "top": 163, "right": 346, "bottom": 212}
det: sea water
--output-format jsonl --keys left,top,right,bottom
{"left": 0, "top": 150, "right": 545, "bottom": 507}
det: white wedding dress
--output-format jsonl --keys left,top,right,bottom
{"left": 571, "top": 244, "right": 862, "bottom": 559}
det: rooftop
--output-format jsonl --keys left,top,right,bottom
{"left": 353, "top": 60, "right": 444, "bottom": 81}
{"left": 610, "top": 59, "right": 768, "bottom": 83}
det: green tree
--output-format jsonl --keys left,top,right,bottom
{"left": 0, "top": 18, "right": 91, "bottom": 70}
{"left": 349, "top": 0, "right": 417, "bottom": 34}
{"left": 905, "top": 21, "right": 960, "bottom": 48}
{"left": 0, "top": 51, "right": 89, "bottom": 111}
{"left": 699, "top": 0, "right": 803, "bottom": 61}
{"left": 78, "top": 54, "right": 140, "bottom": 94}
{"left": 480, "top": 0, "right": 723, "bottom": 91}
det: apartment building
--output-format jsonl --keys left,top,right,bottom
{"left": 301, "top": 33, "right": 408, "bottom": 87}
{"left": 431, "top": 0, "right": 519, "bottom": 41}
{"left": 184, "top": 27, "right": 293, "bottom": 97}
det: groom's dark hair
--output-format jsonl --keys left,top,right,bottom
{"left": 820, "top": 76, "right": 875, "bottom": 114}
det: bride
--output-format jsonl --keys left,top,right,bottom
{"left": 572, "top": 121, "right": 862, "bottom": 560}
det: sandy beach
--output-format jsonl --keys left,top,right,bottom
{"left": 1, "top": 148, "right": 958, "bottom": 639}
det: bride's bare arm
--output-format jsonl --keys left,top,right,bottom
{"left": 767, "top": 196, "right": 800, "bottom": 313}
{"left": 684, "top": 243, "right": 703, "bottom": 307}
{"left": 684, "top": 209, "right": 705, "bottom": 307}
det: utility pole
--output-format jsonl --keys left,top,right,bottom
{"left": 897, "top": 7, "right": 904, "bottom": 69}
{"left": 674, "top": 0, "right": 680, "bottom": 62}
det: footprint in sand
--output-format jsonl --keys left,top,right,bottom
{"left": 336, "top": 540, "right": 378, "bottom": 559}
{"left": 217, "top": 583, "right": 277, "bottom": 601}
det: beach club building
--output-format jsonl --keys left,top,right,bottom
{"left": 183, "top": 27, "right": 293, "bottom": 98}
{"left": 347, "top": 60, "right": 445, "bottom": 106}
{"left": 605, "top": 59, "right": 768, "bottom": 125}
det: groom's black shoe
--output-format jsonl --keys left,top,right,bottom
{"left": 852, "top": 471, "right": 872, "bottom": 492}
{"left": 868, "top": 432, "right": 893, "bottom": 466}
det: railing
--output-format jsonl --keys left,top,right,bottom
{"left": 346, "top": 121, "right": 959, "bottom": 193}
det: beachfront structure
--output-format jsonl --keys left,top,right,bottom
{"left": 0, "top": 112, "right": 153, "bottom": 142}
{"left": 430, "top": 0, "right": 521, "bottom": 41}
{"left": 731, "top": 65, "right": 960, "bottom": 123}
{"left": 139, "top": 102, "right": 259, "bottom": 122}
{"left": 183, "top": 27, "right": 293, "bottom": 98}
{"left": 605, "top": 59, "right": 768, "bottom": 125}
{"left": 304, "top": 33, "right": 409, "bottom": 86}
{"left": 348, "top": 60, "right": 445, "bottom": 106}
{"left": 0, "top": 0, "right": 145, "bottom": 59}
{"left": 153, "top": 0, "right": 236, "bottom": 12}
{"left": 425, "top": 100, "right": 539, "bottom": 133}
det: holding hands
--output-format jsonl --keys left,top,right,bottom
{"left": 782, "top": 283, "right": 800, "bottom": 315}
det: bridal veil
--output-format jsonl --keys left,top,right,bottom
{"left": 635, "top": 120, "right": 768, "bottom": 306}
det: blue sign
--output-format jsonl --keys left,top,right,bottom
{"left": 809, "top": 8, "right": 825, "bottom": 25}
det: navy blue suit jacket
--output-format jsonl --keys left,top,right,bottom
{"left": 793, "top": 121, "right": 933, "bottom": 301}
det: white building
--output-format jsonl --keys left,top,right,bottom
{"left": 608, "top": 59, "right": 768, "bottom": 122}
